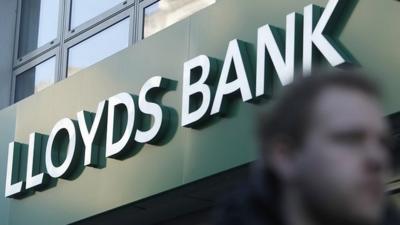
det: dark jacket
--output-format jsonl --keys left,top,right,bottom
{"left": 214, "top": 167, "right": 400, "bottom": 225}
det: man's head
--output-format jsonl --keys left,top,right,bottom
{"left": 259, "top": 70, "right": 391, "bottom": 225}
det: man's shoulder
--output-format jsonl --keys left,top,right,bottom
{"left": 385, "top": 201, "right": 400, "bottom": 225}
{"left": 212, "top": 177, "right": 400, "bottom": 225}
{"left": 213, "top": 182, "right": 281, "bottom": 225}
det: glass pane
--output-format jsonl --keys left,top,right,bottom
{"left": 18, "top": 0, "right": 60, "bottom": 58}
{"left": 143, "top": 0, "right": 215, "bottom": 38}
{"left": 67, "top": 18, "right": 130, "bottom": 77}
{"left": 15, "top": 57, "right": 56, "bottom": 102}
{"left": 70, "top": 0, "right": 125, "bottom": 30}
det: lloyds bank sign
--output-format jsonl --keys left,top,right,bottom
{"left": 5, "top": 0, "right": 352, "bottom": 198}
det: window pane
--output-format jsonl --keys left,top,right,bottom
{"left": 143, "top": 0, "right": 215, "bottom": 38}
{"left": 18, "top": 0, "right": 60, "bottom": 58}
{"left": 67, "top": 18, "right": 130, "bottom": 77}
{"left": 15, "top": 57, "right": 56, "bottom": 102}
{"left": 70, "top": 0, "right": 125, "bottom": 30}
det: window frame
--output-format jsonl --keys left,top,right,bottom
{"left": 61, "top": 9, "right": 134, "bottom": 79}
{"left": 63, "top": 0, "right": 135, "bottom": 42}
{"left": 11, "top": 48, "right": 59, "bottom": 103}
{"left": 13, "top": 0, "right": 64, "bottom": 68}
{"left": 138, "top": 0, "right": 160, "bottom": 40}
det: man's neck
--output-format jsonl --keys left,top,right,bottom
{"left": 283, "top": 187, "right": 319, "bottom": 225}
{"left": 282, "top": 187, "right": 346, "bottom": 225}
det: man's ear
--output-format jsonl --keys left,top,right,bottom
{"left": 267, "top": 141, "right": 297, "bottom": 183}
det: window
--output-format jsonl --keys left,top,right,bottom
{"left": 67, "top": 18, "right": 130, "bottom": 77}
{"left": 17, "top": 0, "right": 60, "bottom": 59}
{"left": 69, "top": 0, "right": 126, "bottom": 30}
{"left": 14, "top": 57, "right": 56, "bottom": 102}
{"left": 143, "top": 0, "right": 215, "bottom": 38}
{"left": 11, "top": 0, "right": 216, "bottom": 105}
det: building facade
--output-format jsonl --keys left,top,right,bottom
{"left": 0, "top": 0, "right": 399, "bottom": 224}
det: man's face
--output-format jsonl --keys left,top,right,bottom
{"left": 293, "top": 87, "right": 391, "bottom": 225}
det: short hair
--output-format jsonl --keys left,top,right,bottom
{"left": 258, "top": 69, "right": 380, "bottom": 150}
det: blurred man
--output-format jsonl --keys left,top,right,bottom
{"left": 215, "top": 70, "right": 400, "bottom": 225}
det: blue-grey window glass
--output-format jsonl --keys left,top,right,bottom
{"left": 143, "top": 0, "right": 215, "bottom": 38}
{"left": 18, "top": 0, "right": 60, "bottom": 58}
{"left": 70, "top": 0, "right": 125, "bottom": 30}
{"left": 67, "top": 18, "right": 130, "bottom": 77}
{"left": 15, "top": 57, "right": 56, "bottom": 102}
